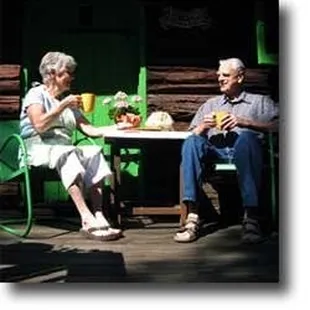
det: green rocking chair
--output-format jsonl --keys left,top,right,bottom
{"left": 0, "top": 120, "right": 97, "bottom": 238}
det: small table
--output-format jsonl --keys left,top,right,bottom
{"left": 103, "top": 129, "right": 192, "bottom": 227}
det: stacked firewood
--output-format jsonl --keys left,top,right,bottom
{"left": 0, "top": 64, "right": 21, "bottom": 120}
{"left": 0, "top": 65, "right": 21, "bottom": 201}
{"left": 147, "top": 66, "right": 278, "bottom": 130}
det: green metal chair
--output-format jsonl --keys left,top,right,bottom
{"left": 0, "top": 120, "right": 97, "bottom": 238}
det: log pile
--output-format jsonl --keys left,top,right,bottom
{"left": 0, "top": 64, "right": 22, "bottom": 120}
{"left": 0, "top": 65, "right": 22, "bottom": 200}
{"left": 147, "top": 66, "right": 278, "bottom": 130}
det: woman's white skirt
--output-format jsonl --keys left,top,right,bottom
{"left": 22, "top": 136, "right": 111, "bottom": 190}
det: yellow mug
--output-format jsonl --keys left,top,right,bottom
{"left": 81, "top": 93, "right": 96, "bottom": 113}
{"left": 215, "top": 111, "right": 229, "bottom": 130}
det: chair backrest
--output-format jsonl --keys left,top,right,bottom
{"left": 0, "top": 120, "right": 22, "bottom": 180}
{"left": 0, "top": 120, "right": 20, "bottom": 157}
{"left": 0, "top": 120, "right": 20, "bottom": 144}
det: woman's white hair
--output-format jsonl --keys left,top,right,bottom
{"left": 39, "top": 51, "right": 77, "bottom": 84}
{"left": 219, "top": 58, "right": 246, "bottom": 75}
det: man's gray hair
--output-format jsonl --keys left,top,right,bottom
{"left": 219, "top": 58, "right": 246, "bottom": 75}
{"left": 39, "top": 51, "right": 77, "bottom": 83}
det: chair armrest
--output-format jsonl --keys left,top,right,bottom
{"left": 214, "top": 163, "right": 237, "bottom": 171}
{"left": 74, "top": 136, "right": 97, "bottom": 146}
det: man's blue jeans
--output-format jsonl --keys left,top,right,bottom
{"left": 181, "top": 131, "right": 263, "bottom": 208}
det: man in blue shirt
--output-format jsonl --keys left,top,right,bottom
{"left": 174, "top": 58, "right": 278, "bottom": 244}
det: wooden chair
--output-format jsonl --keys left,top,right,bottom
{"left": 0, "top": 120, "right": 98, "bottom": 237}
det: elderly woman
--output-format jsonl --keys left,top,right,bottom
{"left": 20, "top": 51, "right": 127, "bottom": 241}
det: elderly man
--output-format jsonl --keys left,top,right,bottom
{"left": 174, "top": 58, "right": 278, "bottom": 244}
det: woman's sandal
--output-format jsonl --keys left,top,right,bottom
{"left": 98, "top": 226, "right": 123, "bottom": 239}
{"left": 94, "top": 213, "right": 123, "bottom": 238}
{"left": 80, "top": 227, "right": 120, "bottom": 241}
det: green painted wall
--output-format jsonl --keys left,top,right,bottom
{"left": 256, "top": 20, "right": 278, "bottom": 65}
{"left": 21, "top": 0, "right": 146, "bottom": 202}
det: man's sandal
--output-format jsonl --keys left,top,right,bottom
{"left": 174, "top": 213, "right": 200, "bottom": 243}
{"left": 241, "top": 218, "right": 266, "bottom": 244}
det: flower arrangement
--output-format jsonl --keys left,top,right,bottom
{"left": 102, "top": 91, "right": 142, "bottom": 123}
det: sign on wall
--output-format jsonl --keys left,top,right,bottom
{"left": 145, "top": 1, "right": 259, "bottom": 66}
{"left": 159, "top": 6, "right": 212, "bottom": 30}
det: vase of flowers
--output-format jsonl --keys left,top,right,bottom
{"left": 102, "top": 91, "right": 142, "bottom": 128}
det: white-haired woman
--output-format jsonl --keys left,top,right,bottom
{"left": 20, "top": 51, "right": 122, "bottom": 241}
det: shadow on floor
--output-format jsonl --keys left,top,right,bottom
{"left": 0, "top": 242, "right": 127, "bottom": 282}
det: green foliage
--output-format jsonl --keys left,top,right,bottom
{"left": 102, "top": 91, "right": 142, "bottom": 122}
{"left": 108, "top": 105, "right": 140, "bottom": 121}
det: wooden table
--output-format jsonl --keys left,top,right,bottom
{"left": 103, "top": 130, "right": 192, "bottom": 227}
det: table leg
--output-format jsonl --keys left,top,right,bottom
{"left": 110, "top": 143, "right": 122, "bottom": 226}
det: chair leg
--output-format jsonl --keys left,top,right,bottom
{"left": 0, "top": 169, "right": 34, "bottom": 237}
{"left": 179, "top": 164, "right": 187, "bottom": 227}
{"left": 268, "top": 133, "right": 277, "bottom": 229}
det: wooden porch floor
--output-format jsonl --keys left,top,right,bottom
{"left": 0, "top": 211, "right": 279, "bottom": 283}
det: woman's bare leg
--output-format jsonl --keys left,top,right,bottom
{"left": 67, "top": 180, "right": 98, "bottom": 229}
{"left": 89, "top": 182, "right": 122, "bottom": 235}
{"left": 89, "top": 182, "right": 110, "bottom": 227}
{"left": 68, "top": 180, "right": 121, "bottom": 239}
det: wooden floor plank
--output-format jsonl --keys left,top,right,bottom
{"left": 0, "top": 217, "right": 279, "bottom": 283}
